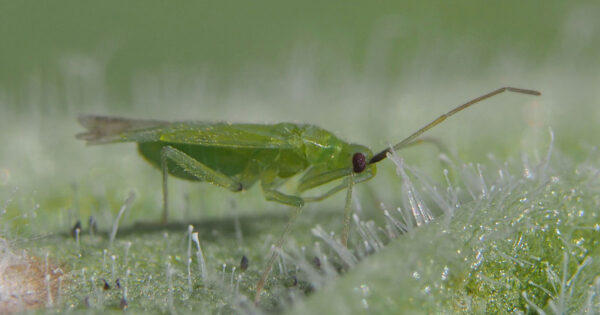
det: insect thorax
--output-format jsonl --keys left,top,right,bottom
{"left": 300, "top": 125, "right": 349, "bottom": 168}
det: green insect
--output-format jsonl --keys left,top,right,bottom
{"left": 77, "top": 87, "right": 540, "bottom": 302}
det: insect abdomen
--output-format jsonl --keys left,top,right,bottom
{"left": 138, "top": 142, "right": 251, "bottom": 181}
{"left": 137, "top": 141, "right": 310, "bottom": 185}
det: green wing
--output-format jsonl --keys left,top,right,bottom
{"left": 77, "top": 115, "right": 169, "bottom": 144}
{"left": 77, "top": 115, "right": 302, "bottom": 149}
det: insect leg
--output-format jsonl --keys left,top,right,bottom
{"left": 161, "top": 149, "right": 169, "bottom": 223}
{"left": 341, "top": 173, "right": 354, "bottom": 248}
{"left": 255, "top": 205, "right": 303, "bottom": 304}
{"left": 160, "top": 146, "right": 243, "bottom": 221}
{"left": 260, "top": 181, "right": 304, "bottom": 208}
{"left": 301, "top": 170, "right": 374, "bottom": 202}
{"left": 302, "top": 182, "right": 347, "bottom": 202}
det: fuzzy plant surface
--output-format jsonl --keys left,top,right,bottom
{"left": 1, "top": 122, "right": 600, "bottom": 314}
{"left": 289, "top": 142, "right": 600, "bottom": 314}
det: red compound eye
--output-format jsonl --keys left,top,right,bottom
{"left": 352, "top": 152, "right": 367, "bottom": 173}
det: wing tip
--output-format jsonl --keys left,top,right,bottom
{"left": 76, "top": 114, "right": 169, "bottom": 144}
{"left": 76, "top": 114, "right": 132, "bottom": 144}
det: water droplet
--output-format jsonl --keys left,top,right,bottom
{"left": 471, "top": 250, "right": 484, "bottom": 269}
{"left": 441, "top": 266, "right": 449, "bottom": 281}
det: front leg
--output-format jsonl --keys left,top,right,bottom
{"left": 260, "top": 176, "right": 304, "bottom": 208}
{"left": 255, "top": 173, "right": 304, "bottom": 303}
{"left": 298, "top": 170, "right": 358, "bottom": 248}
{"left": 160, "top": 145, "right": 243, "bottom": 222}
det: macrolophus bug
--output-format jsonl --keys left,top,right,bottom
{"left": 77, "top": 86, "right": 540, "bottom": 302}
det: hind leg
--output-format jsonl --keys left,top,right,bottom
{"left": 160, "top": 145, "right": 243, "bottom": 222}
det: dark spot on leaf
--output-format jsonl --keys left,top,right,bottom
{"left": 70, "top": 221, "right": 81, "bottom": 238}
{"left": 313, "top": 256, "right": 321, "bottom": 269}
{"left": 102, "top": 279, "right": 110, "bottom": 290}
{"left": 240, "top": 255, "right": 249, "bottom": 271}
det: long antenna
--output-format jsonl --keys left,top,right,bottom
{"left": 369, "top": 87, "right": 541, "bottom": 164}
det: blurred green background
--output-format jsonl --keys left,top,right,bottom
{"left": 2, "top": 0, "right": 598, "bottom": 111}
{"left": 1, "top": 0, "right": 570, "bottom": 98}
{"left": 1, "top": 0, "right": 600, "bottom": 313}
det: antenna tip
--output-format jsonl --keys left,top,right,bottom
{"left": 506, "top": 87, "right": 541, "bottom": 96}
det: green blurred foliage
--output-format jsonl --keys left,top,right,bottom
{"left": 1, "top": 0, "right": 596, "bottom": 106}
